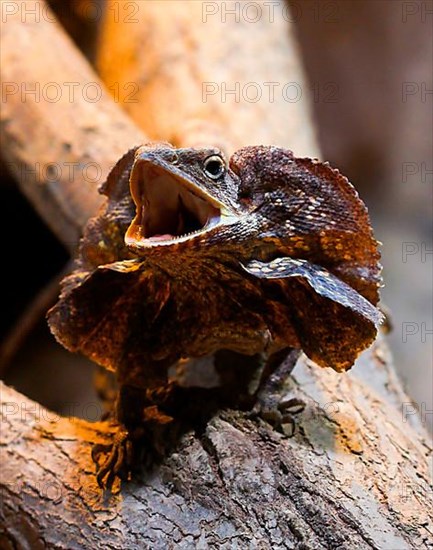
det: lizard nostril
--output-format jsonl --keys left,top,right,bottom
{"left": 165, "top": 151, "right": 179, "bottom": 164}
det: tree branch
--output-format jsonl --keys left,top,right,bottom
{"left": 0, "top": 0, "right": 145, "bottom": 248}
{"left": 97, "top": 0, "right": 320, "bottom": 155}
{"left": 1, "top": 340, "right": 432, "bottom": 548}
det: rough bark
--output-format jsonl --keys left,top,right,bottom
{"left": 0, "top": 1, "right": 431, "bottom": 549}
{"left": 1, "top": 339, "right": 432, "bottom": 549}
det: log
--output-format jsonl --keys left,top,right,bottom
{"left": 1, "top": 340, "right": 432, "bottom": 548}
{"left": 0, "top": 0, "right": 145, "bottom": 248}
{"left": 0, "top": 1, "right": 431, "bottom": 548}
{"left": 97, "top": 0, "right": 319, "bottom": 156}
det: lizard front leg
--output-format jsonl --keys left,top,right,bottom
{"left": 92, "top": 379, "right": 176, "bottom": 488}
{"left": 92, "top": 384, "right": 149, "bottom": 487}
{"left": 250, "top": 348, "right": 305, "bottom": 436}
{"left": 214, "top": 348, "right": 305, "bottom": 436}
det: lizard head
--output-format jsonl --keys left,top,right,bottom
{"left": 124, "top": 144, "right": 247, "bottom": 255}
{"left": 118, "top": 144, "right": 380, "bottom": 298}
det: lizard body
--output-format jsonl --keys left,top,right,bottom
{"left": 48, "top": 143, "right": 382, "bottom": 485}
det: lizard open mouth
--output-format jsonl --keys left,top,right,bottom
{"left": 125, "top": 164, "right": 223, "bottom": 248}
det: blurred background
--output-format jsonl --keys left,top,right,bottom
{"left": 1, "top": 0, "right": 432, "bottom": 431}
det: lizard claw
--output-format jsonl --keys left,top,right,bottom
{"left": 278, "top": 397, "right": 306, "bottom": 436}
{"left": 92, "top": 429, "right": 135, "bottom": 489}
{"left": 250, "top": 396, "right": 305, "bottom": 437}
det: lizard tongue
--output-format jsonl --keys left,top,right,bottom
{"left": 147, "top": 234, "right": 175, "bottom": 242}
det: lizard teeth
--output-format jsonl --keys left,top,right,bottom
{"left": 125, "top": 155, "right": 242, "bottom": 250}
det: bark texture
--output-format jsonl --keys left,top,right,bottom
{"left": 0, "top": 1, "right": 431, "bottom": 549}
{"left": 1, "top": 340, "right": 432, "bottom": 549}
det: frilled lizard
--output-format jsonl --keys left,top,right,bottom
{"left": 48, "top": 143, "right": 382, "bottom": 487}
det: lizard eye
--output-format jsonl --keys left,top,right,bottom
{"left": 203, "top": 155, "right": 225, "bottom": 180}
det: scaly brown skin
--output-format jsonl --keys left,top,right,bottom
{"left": 48, "top": 143, "right": 382, "bottom": 487}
